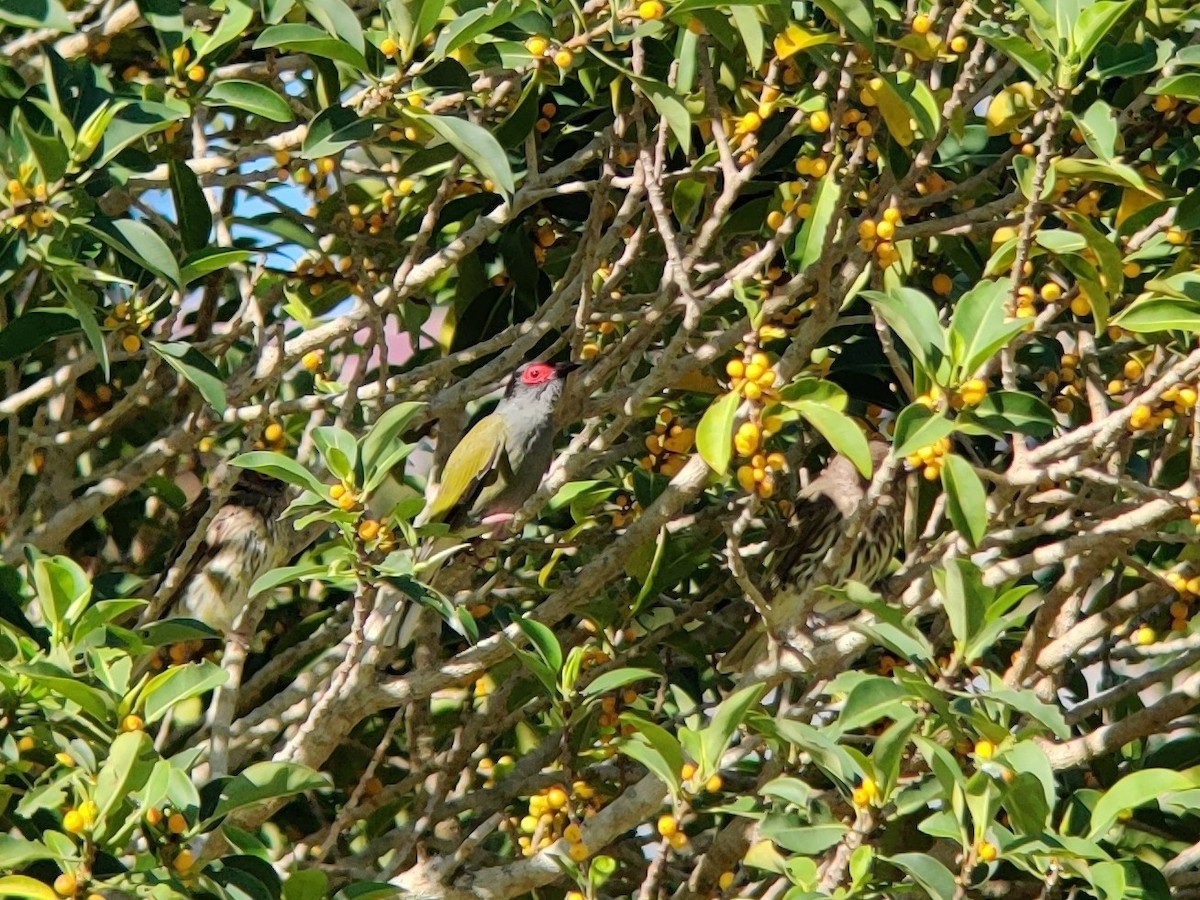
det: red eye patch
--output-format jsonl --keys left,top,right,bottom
{"left": 520, "top": 363, "right": 556, "bottom": 385}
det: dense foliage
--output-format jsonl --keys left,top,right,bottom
{"left": 3, "top": 0, "right": 1200, "bottom": 897}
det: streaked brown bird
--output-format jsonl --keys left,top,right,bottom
{"left": 721, "top": 440, "right": 905, "bottom": 672}
{"left": 160, "top": 470, "right": 289, "bottom": 635}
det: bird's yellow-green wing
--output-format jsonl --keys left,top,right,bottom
{"left": 422, "top": 414, "right": 508, "bottom": 522}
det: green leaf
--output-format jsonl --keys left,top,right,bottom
{"left": 1087, "top": 768, "right": 1200, "bottom": 839}
{"left": 248, "top": 562, "right": 331, "bottom": 597}
{"left": 892, "top": 405, "right": 954, "bottom": 458}
{"left": 211, "top": 761, "right": 330, "bottom": 820}
{"left": 863, "top": 287, "right": 949, "bottom": 379}
{"left": 791, "top": 169, "right": 838, "bottom": 270}
{"left": 302, "top": 0, "right": 365, "bottom": 51}
{"left": 1073, "top": 100, "right": 1117, "bottom": 162}
{"left": 700, "top": 683, "right": 765, "bottom": 774}
{"left": 964, "top": 391, "right": 1055, "bottom": 437}
{"left": 302, "top": 105, "right": 380, "bottom": 158}
{"left": 361, "top": 401, "right": 424, "bottom": 485}
{"left": 617, "top": 712, "right": 684, "bottom": 793}
{"left": 935, "top": 559, "right": 987, "bottom": 652}
{"left": 284, "top": 871, "right": 329, "bottom": 900}
{"left": 422, "top": 113, "right": 516, "bottom": 197}
{"left": 195, "top": 0, "right": 255, "bottom": 59}
{"left": 252, "top": 24, "right": 368, "bottom": 68}
{"left": 141, "top": 660, "right": 228, "bottom": 723}
{"left": 31, "top": 554, "right": 90, "bottom": 637}
{"left": 169, "top": 160, "right": 212, "bottom": 254}
{"left": 641, "top": 83, "right": 692, "bottom": 155}
{"left": 835, "top": 677, "right": 912, "bottom": 733}
{"left": 1149, "top": 73, "right": 1200, "bottom": 102}
{"left": 149, "top": 341, "right": 227, "bottom": 415}
{"left": 205, "top": 81, "right": 294, "bottom": 123}
{"left": 760, "top": 819, "right": 847, "bottom": 854}
{"left": 1072, "top": 1, "right": 1132, "bottom": 72}
{"left": 974, "top": 25, "right": 1052, "bottom": 81}
{"left": 696, "top": 390, "right": 739, "bottom": 476}
{"left": 513, "top": 617, "right": 563, "bottom": 673}
{"left": 947, "top": 277, "right": 1024, "bottom": 379}
{"left": 0, "top": 310, "right": 79, "bottom": 362}
{"left": 812, "top": 0, "right": 875, "bottom": 50}
{"left": 312, "top": 425, "right": 358, "bottom": 481}
{"left": 0, "top": 875, "right": 58, "bottom": 900}
{"left": 1053, "top": 158, "right": 1149, "bottom": 192}
{"left": 886, "top": 853, "right": 958, "bottom": 900}
{"left": 16, "top": 662, "right": 114, "bottom": 722}
{"left": 62, "top": 285, "right": 110, "bottom": 382}
{"left": 731, "top": 5, "right": 764, "bottom": 68}
{"left": 1111, "top": 297, "right": 1200, "bottom": 333}
{"left": 181, "top": 249, "right": 255, "bottom": 284}
{"left": 0, "top": 0, "right": 70, "bottom": 29}
{"left": 136, "top": 0, "right": 183, "bottom": 45}
{"left": 87, "top": 219, "right": 182, "bottom": 288}
{"left": 941, "top": 454, "right": 987, "bottom": 548}
{"left": 93, "top": 731, "right": 156, "bottom": 840}
{"left": 1062, "top": 212, "right": 1122, "bottom": 330}
{"left": 0, "top": 838, "right": 53, "bottom": 871}
{"left": 233, "top": 451, "right": 326, "bottom": 496}
{"left": 793, "top": 400, "right": 872, "bottom": 477}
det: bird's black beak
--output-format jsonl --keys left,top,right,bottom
{"left": 555, "top": 360, "right": 581, "bottom": 375}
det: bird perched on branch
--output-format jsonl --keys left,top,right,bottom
{"left": 415, "top": 359, "right": 578, "bottom": 532}
{"left": 158, "top": 469, "right": 289, "bottom": 637}
{"left": 369, "top": 359, "right": 577, "bottom": 650}
{"left": 721, "top": 440, "right": 905, "bottom": 673}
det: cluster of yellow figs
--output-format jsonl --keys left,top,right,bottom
{"left": 851, "top": 775, "right": 881, "bottom": 808}
{"left": 513, "top": 781, "right": 599, "bottom": 860}
{"left": 3, "top": 175, "right": 55, "bottom": 234}
{"left": 905, "top": 435, "right": 952, "bottom": 481}
{"left": 62, "top": 799, "right": 99, "bottom": 835}
{"left": 525, "top": 35, "right": 576, "bottom": 69}
{"left": 100, "top": 301, "right": 152, "bottom": 354}
{"left": 1166, "top": 568, "right": 1200, "bottom": 631}
{"left": 1127, "top": 382, "right": 1199, "bottom": 432}
{"left": 580, "top": 319, "right": 616, "bottom": 361}
{"left": 857, "top": 207, "right": 905, "bottom": 267}
{"left": 641, "top": 408, "right": 695, "bottom": 477}
{"left": 51, "top": 869, "right": 104, "bottom": 900}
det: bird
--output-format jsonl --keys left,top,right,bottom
{"left": 158, "top": 469, "right": 290, "bottom": 638}
{"left": 415, "top": 359, "right": 578, "bottom": 532}
{"left": 721, "top": 440, "right": 904, "bottom": 673}
{"left": 369, "top": 359, "right": 577, "bottom": 650}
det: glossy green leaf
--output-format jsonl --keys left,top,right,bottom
{"left": 142, "top": 660, "right": 228, "bottom": 723}
{"left": 863, "top": 287, "right": 949, "bottom": 379}
{"left": 886, "top": 852, "right": 957, "bottom": 900}
{"left": 234, "top": 451, "right": 326, "bottom": 495}
{"left": 149, "top": 341, "right": 227, "bottom": 415}
{"left": 696, "top": 390, "right": 739, "bottom": 476}
{"left": 793, "top": 400, "right": 872, "bottom": 477}
{"left": 422, "top": 113, "right": 516, "bottom": 197}
{"left": 169, "top": 159, "right": 212, "bottom": 254}
{"left": 87, "top": 219, "right": 182, "bottom": 288}
{"left": 252, "top": 23, "right": 368, "bottom": 68}
{"left": 791, "top": 169, "right": 838, "bottom": 270}
{"left": 1111, "top": 297, "right": 1200, "bottom": 333}
{"left": 812, "top": 0, "right": 875, "bottom": 50}
{"left": 941, "top": 454, "right": 987, "bottom": 548}
{"left": 947, "top": 277, "right": 1025, "bottom": 378}
{"left": 892, "top": 405, "right": 954, "bottom": 458}
{"left": 964, "top": 391, "right": 1055, "bottom": 437}
{"left": 1088, "top": 769, "right": 1200, "bottom": 839}
{"left": 617, "top": 712, "right": 683, "bottom": 793}
{"left": 206, "top": 81, "right": 294, "bottom": 123}
{"left": 181, "top": 249, "right": 255, "bottom": 284}
{"left": 211, "top": 761, "right": 330, "bottom": 820}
